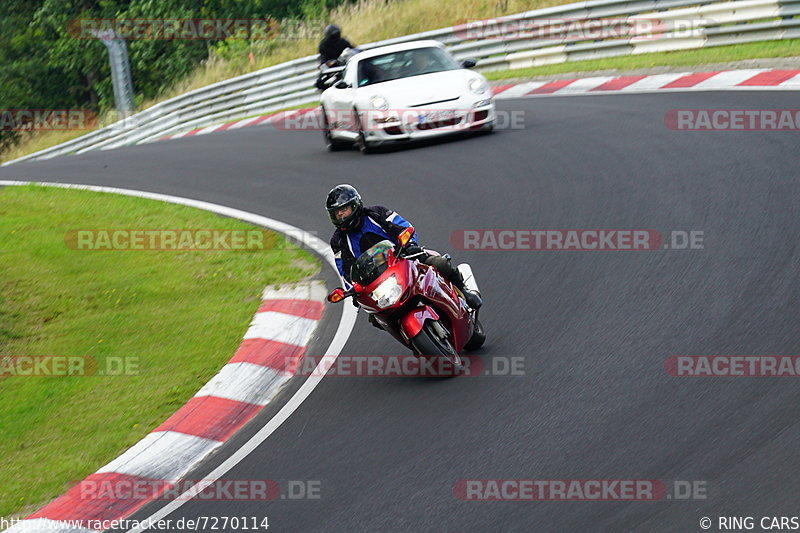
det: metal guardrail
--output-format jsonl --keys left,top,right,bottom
{"left": 4, "top": 0, "right": 798, "bottom": 164}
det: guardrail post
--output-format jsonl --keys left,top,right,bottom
{"left": 93, "top": 30, "right": 136, "bottom": 120}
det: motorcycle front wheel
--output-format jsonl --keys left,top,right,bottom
{"left": 410, "top": 320, "right": 462, "bottom": 377}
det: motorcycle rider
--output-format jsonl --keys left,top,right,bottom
{"left": 316, "top": 25, "right": 357, "bottom": 91}
{"left": 326, "top": 184, "right": 482, "bottom": 312}
{"left": 318, "top": 24, "right": 355, "bottom": 65}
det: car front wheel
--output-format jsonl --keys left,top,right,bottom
{"left": 321, "top": 106, "right": 349, "bottom": 151}
{"left": 353, "top": 107, "right": 374, "bottom": 154}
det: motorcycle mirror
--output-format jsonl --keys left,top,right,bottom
{"left": 327, "top": 288, "right": 346, "bottom": 303}
{"left": 398, "top": 226, "right": 415, "bottom": 247}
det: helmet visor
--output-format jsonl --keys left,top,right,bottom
{"left": 327, "top": 199, "right": 359, "bottom": 227}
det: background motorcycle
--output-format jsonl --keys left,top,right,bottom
{"left": 315, "top": 47, "right": 361, "bottom": 91}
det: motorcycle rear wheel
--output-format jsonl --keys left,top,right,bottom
{"left": 464, "top": 317, "right": 486, "bottom": 351}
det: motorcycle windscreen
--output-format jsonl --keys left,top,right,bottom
{"left": 350, "top": 240, "right": 394, "bottom": 286}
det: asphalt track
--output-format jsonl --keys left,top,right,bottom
{"left": 3, "top": 91, "right": 800, "bottom": 532}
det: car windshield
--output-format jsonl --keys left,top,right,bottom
{"left": 351, "top": 240, "right": 394, "bottom": 285}
{"left": 356, "top": 47, "right": 459, "bottom": 87}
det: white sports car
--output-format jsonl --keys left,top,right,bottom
{"left": 319, "top": 40, "right": 496, "bottom": 153}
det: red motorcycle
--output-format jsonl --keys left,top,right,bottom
{"left": 327, "top": 226, "right": 485, "bottom": 374}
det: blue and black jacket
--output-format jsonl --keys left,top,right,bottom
{"left": 330, "top": 205, "right": 418, "bottom": 288}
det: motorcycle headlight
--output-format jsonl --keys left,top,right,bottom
{"left": 370, "top": 275, "right": 402, "bottom": 309}
{"left": 370, "top": 95, "right": 389, "bottom": 110}
{"left": 468, "top": 78, "right": 488, "bottom": 95}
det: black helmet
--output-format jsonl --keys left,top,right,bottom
{"left": 324, "top": 24, "right": 341, "bottom": 39}
{"left": 326, "top": 184, "right": 363, "bottom": 230}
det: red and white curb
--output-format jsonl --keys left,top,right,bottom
{"left": 156, "top": 69, "right": 800, "bottom": 142}
{"left": 491, "top": 68, "right": 800, "bottom": 98}
{"left": 5, "top": 281, "right": 325, "bottom": 533}
{"left": 161, "top": 109, "right": 318, "bottom": 141}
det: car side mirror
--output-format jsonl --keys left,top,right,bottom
{"left": 335, "top": 80, "right": 350, "bottom": 89}
{"left": 460, "top": 59, "right": 477, "bottom": 69}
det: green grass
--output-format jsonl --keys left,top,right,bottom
{"left": 485, "top": 39, "right": 800, "bottom": 80}
{"left": 0, "top": 185, "right": 319, "bottom": 519}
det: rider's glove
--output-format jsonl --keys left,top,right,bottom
{"left": 403, "top": 244, "right": 426, "bottom": 259}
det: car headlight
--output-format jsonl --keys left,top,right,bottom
{"left": 370, "top": 95, "right": 389, "bottom": 110}
{"left": 370, "top": 275, "right": 402, "bottom": 308}
{"left": 468, "top": 78, "right": 488, "bottom": 95}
